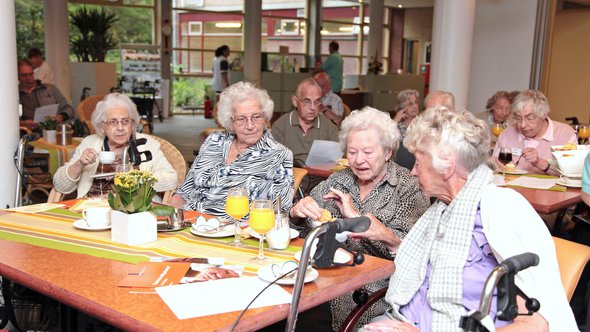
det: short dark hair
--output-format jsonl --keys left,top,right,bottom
{"left": 215, "top": 45, "right": 230, "bottom": 57}
{"left": 27, "top": 47, "right": 43, "bottom": 59}
{"left": 329, "top": 41, "right": 339, "bottom": 52}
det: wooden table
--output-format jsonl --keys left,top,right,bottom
{"left": 0, "top": 206, "right": 394, "bottom": 332}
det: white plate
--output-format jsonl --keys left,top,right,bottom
{"left": 249, "top": 228, "right": 300, "bottom": 240}
{"left": 294, "top": 240, "right": 352, "bottom": 264}
{"left": 556, "top": 180, "right": 582, "bottom": 188}
{"left": 257, "top": 264, "right": 319, "bottom": 285}
{"left": 502, "top": 169, "right": 527, "bottom": 175}
{"left": 89, "top": 172, "right": 116, "bottom": 179}
{"left": 72, "top": 219, "right": 111, "bottom": 231}
{"left": 556, "top": 169, "right": 582, "bottom": 178}
{"left": 189, "top": 224, "right": 236, "bottom": 238}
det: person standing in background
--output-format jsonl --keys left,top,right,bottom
{"left": 321, "top": 41, "right": 343, "bottom": 94}
{"left": 27, "top": 47, "right": 55, "bottom": 85}
{"left": 212, "top": 45, "right": 230, "bottom": 98}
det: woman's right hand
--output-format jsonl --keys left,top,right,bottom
{"left": 168, "top": 194, "right": 186, "bottom": 209}
{"left": 290, "top": 196, "right": 323, "bottom": 220}
{"left": 78, "top": 148, "right": 98, "bottom": 167}
{"left": 393, "top": 108, "right": 406, "bottom": 123}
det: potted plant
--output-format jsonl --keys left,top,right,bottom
{"left": 39, "top": 116, "right": 58, "bottom": 143}
{"left": 108, "top": 170, "right": 173, "bottom": 245}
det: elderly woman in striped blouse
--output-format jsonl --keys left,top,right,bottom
{"left": 169, "top": 82, "right": 294, "bottom": 216}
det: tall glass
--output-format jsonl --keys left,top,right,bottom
{"left": 579, "top": 124, "right": 589, "bottom": 144}
{"left": 116, "top": 163, "right": 134, "bottom": 174}
{"left": 225, "top": 187, "right": 249, "bottom": 247}
{"left": 491, "top": 123, "right": 503, "bottom": 138}
{"left": 249, "top": 200, "right": 275, "bottom": 264}
{"left": 498, "top": 147, "right": 512, "bottom": 180}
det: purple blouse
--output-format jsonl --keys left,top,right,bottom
{"left": 399, "top": 206, "right": 511, "bottom": 331}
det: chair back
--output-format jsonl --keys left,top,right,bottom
{"left": 47, "top": 187, "right": 63, "bottom": 203}
{"left": 77, "top": 95, "right": 106, "bottom": 135}
{"left": 343, "top": 103, "right": 352, "bottom": 119}
{"left": 553, "top": 236, "right": 590, "bottom": 301}
{"left": 293, "top": 167, "right": 308, "bottom": 200}
{"left": 149, "top": 135, "right": 187, "bottom": 203}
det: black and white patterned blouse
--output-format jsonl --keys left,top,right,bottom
{"left": 177, "top": 130, "right": 294, "bottom": 217}
{"left": 302, "top": 159, "right": 430, "bottom": 330}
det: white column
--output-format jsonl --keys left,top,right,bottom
{"left": 243, "top": 0, "right": 262, "bottom": 87}
{"left": 0, "top": 1, "right": 20, "bottom": 207}
{"left": 44, "top": 0, "right": 72, "bottom": 102}
{"left": 367, "top": 0, "right": 384, "bottom": 62}
{"left": 430, "top": 0, "right": 475, "bottom": 110}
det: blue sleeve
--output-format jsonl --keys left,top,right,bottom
{"left": 583, "top": 154, "right": 590, "bottom": 195}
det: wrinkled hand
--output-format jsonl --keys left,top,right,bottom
{"left": 168, "top": 195, "right": 186, "bottom": 210}
{"left": 323, "top": 187, "right": 359, "bottom": 219}
{"left": 291, "top": 196, "right": 323, "bottom": 220}
{"left": 393, "top": 109, "right": 406, "bottom": 123}
{"left": 363, "top": 319, "right": 419, "bottom": 332}
{"left": 78, "top": 148, "right": 98, "bottom": 167}
{"left": 522, "top": 147, "right": 541, "bottom": 167}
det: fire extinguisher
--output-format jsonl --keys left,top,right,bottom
{"left": 204, "top": 96, "right": 213, "bottom": 119}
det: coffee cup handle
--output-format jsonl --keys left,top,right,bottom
{"left": 82, "top": 210, "right": 88, "bottom": 220}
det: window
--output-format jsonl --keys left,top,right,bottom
{"left": 280, "top": 19, "right": 300, "bottom": 35}
{"left": 187, "top": 21, "right": 202, "bottom": 36}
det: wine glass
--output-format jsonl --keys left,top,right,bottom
{"left": 579, "top": 124, "right": 589, "bottom": 144}
{"left": 116, "top": 163, "right": 134, "bottom": 174}
{"left": 491, "top": 123, "right": 503, "bottom": 139}
{"left": 249, "top": 199, "right": 275, "bottom": 264}
{"left": 225, "top": 187, "right": 250, "bottom": 247}
{"left": 498, "top": 147, "right": 513, "bottom": 180}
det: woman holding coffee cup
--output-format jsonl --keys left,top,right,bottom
{"left": 53, "top": 93, "right": 177, "bottom": 198}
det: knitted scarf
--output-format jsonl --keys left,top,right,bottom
{"left": 384, "top": 164, "right": 493, "bottom": 331}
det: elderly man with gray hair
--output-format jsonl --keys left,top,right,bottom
{"left": 424, "top": 90, "right": 455, "bottom": 110}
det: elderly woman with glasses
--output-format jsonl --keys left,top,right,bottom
{"left": 170, "top": 82, "right": 293, "bottom": 216}
{"left": 290, "top": 107, "right": 430, "bottom": 330}
{"left": 393, "top": 89, "right": 420, "bottom": 139}
{"left": 53, "top": 93, "right": 177, "bottom": 198}
{"left": 493, "top": 90, "right": 576, "bottom": 175}
{"left": 361, "top": 107, "right": 575, "bottom": 332}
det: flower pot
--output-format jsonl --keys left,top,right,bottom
{"left": 43, "top": 129, "right": 56, "bottom": 144}
{"left": 110, "top": 210, "right": 157, "bottom": 246}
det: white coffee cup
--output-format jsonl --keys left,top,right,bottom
{"left": 98, "top": 151, "right": 116, "bottom": 164}
{"left": 82, "top": 207, "right": 111, "bottom": 227}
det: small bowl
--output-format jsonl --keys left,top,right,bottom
{"left": 551, "top": 149, "right": 589, "bottom": 175}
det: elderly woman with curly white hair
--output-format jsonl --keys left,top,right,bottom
{"left": 362, "top": 107, "right": 576, "bottom": 332}
{"left": 290, "top": 106, "right": 430, "bottom": 330}
{"left": 53, "top": 93, "right": 177, "bottom": 198}
{"left": 170, "top": 82, "right": 293, "bottom": 216}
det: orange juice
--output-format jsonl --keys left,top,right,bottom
{"left": 579, "top": 127, "right": 589, "bottom": 140}
{"left": 225, "top": 196, "right": 249, "bottom": 220}
{"left": 491, "top": 126, "right": 503, "bottom": 138}
{"left": 249, "top": 208, "right": 275, "bottom": 234}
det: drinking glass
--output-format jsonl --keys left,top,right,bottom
{"left": 491, "top": 123, "right": 504, "bottom": 138}
{"left": 249, "top": 199, "right": 275, "bottom": 264}
{"left": 116, "top": 163, "right": 134, "bottom": 174}
{"left": 498, "top": 147, "right": 513, "bottom": 180}
{"left": 225, "top": 187, "right": 249, "bottom": 247}
{"left": 579, "top": 124, "right": 589, "bottom": 144}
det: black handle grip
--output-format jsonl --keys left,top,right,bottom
{"left": 335, "top": 216, "right": 371, "bottom": 233}
{"left": 501, "top": 253, "right": 539, "bottom": 274}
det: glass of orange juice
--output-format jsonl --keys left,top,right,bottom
{"left": 579, "top": 124, "right": 589, "bottom": 144}
{"left": 491, "top": 123, "right": 503, "bottom": 138}
{"left": 226, "top": 187, "right": 249, "bottom": 247}
{"left": 249, "top": 199, "right": 275, "bottom": 264}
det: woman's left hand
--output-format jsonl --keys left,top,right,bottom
{"left": 349, "top": 213, "right": 399, "bottom": 247}
{"left": 323, "top": 187, "right": 359, "bottom": 219}
{"left": 363, "top": 320, "right": 419, "bottom": 332}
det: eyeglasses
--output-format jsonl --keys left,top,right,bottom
{"left": 294, "top": 96, "right": 322, "bottom": 107}
{"left": 231, "top": 114, "right": 266, "bottom": 126}
{"left": 103, "top": 118, "right": 134, "bottom": 127}
{"left": 18, "top": 72, "right": 34, "bottom": 78}
{"left": 512, "top": 114, "right": 538, "bottom": 124}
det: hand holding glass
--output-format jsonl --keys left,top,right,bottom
{"left": 249, "top": 200, "right": 275, "bottom": 264}
{"left": 226, "top": 188, "right": 249, "bottom": 247}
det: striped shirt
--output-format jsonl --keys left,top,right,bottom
{"left": 177, "top": 130, "right": 294, "bottom": 217}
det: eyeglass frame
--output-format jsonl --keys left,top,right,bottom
{"left": 231, "top": 113, "right": 266, "bottom": 126}
{"left": 512, "top": 113, "right": 539, "bottom": 124}
{"left": 103, "top": 118, "right": 134, "bottom": 128}
{"left": 294, "top": 95, "right": 322, "bottom": 108}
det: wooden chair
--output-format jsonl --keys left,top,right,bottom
{"left": 77, "top": 95, "right": 106, "bottom": 135}
{"left": 339, "top": 236, "right": 590, "bottom": 331}
{"left": 149, "top": 135, "right": 187, "bottom": 204}
{"left": 293, "top": 167, "right": 308, "bottom": 200}
{"left": 47, "top": 187, "right": 63, "bottom": 203}
{"left": 343, "top": 103, "right": 352, "bottom": 119}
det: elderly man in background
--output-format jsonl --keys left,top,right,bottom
{"left": 18, "top": 59, "right": 74, "bottom": 130}
{"left": 493, "top": 90, "right": 576, "bottom": 175}
{"left": 424, "top": 90, "right": 455, "bottom": 110}
{"left": 27, "top": 47, "right": 55, "bottom": 85}
{"left": 313, "top": 71, "right": 344, "bottom": 126}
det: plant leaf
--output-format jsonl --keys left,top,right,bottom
{"left": 150, "top": 205, "right": 175, "bottom": 216}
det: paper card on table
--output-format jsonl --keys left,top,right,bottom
{"left": 306, "top": 140, "right": 343, "bottom": 166}
{"left": 5, "top": 203, "right": 65, "bottom": 213}
{"left": 156, "top": 276, "right": 293, "bottom": 319}
{"left": 118, "top": 262, "right": 191, "bottom": 288}
{"left": 33, "top": 104, "right": 59, "bottom": 123}
{"left": 69, "top": 198, "right": 110, "bottom": 212}
{"left": 149, "top": 257, "right": 244, "bottom": 283}
{"left": 506, "top": 176, "right": 558, "bottom": 190}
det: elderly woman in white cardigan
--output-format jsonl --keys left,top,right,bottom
{"left": 362, "top": 107, "right": 576, "bottom": 332}
{"left": 53, "top": 93, "right": 177, "bottom": 198}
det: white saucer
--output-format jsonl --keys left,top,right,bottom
{"left": 556, "top": 180, "right": 582, "bottom": 188}
{"left": 72, "top": 219, "right": 111, "bottom": 231}
{"left": 503, "top": 169, "right": 527, "bottom": 175}
{"left": 294, "top": 239, "right": 352, "bottom": 264}
{"left": 89, "top": 172, "right": 116, "bottom": 179}
{"left": 189, "top": 224, "right": 236, "bottom": 238}
{"left": 249, "top": 228, "right": 300, "bottom": 240}
{"left": 257, "top": 264, "right": 319, "bottom": 285}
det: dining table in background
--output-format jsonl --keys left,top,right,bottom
{"left": 29, "top": 137, "right": 82, "bottom": 176}
{"left": 0, "top": 200, "right": 395, "bottom": 331}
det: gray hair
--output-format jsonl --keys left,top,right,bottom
{"left": 404, "top": 107, "right": 491, "bottom": 174}
{"left": 511, "top": 90, "right": 550, "bottom": 119}
{"left": 339, "top": 106, "right": 400, "bottom": 155}
{"left": 395, "top": 89, "right": 420, "bottom": 111}
{"left": 217, "top": 82, "right": 274, "bottom": 132}
{"left": 425, "top": 90, "right": 455, "bottom": 110}
{"left": 91, "top": 93, "right": 140, "bottom": 136}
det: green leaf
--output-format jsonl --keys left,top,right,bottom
{"left": 150, "top": 205, "right": 175, "bottom": 216}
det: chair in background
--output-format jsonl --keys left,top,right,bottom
{"left": 343, "top": 103, "right": 352, "bottom": 119}
{"left": 150, "top": 135, "right": 187, "bottom": 204}
{"left": 339, "top": 236, "right": 590, "bottom": 331}
{"left": 47, "top": 187, "right": 63, "bottom": 203}
{"left": 293, "top": 167, "right": 308, "bottom": 201}
{"left": 77, "top": 94, "right": 106, "bottom": 135}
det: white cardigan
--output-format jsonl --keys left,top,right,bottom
{"left": 480, "top": 184, "right": 577, "bottom": 331}
{"left": 53, "top": 133, "right": 177, "bottom": 198}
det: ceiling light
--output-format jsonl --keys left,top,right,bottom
{"left": 215, "top": 22, "right": 242, "bottom": 28}
{"left": 398, "top": 4, "right": 403, "bottom": 8}
{"left": 339, "top": 26, "right": 353, "bottom": 32}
